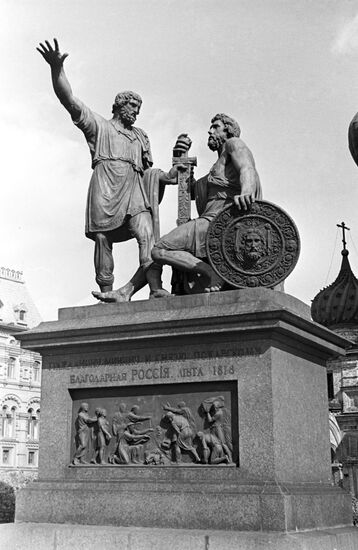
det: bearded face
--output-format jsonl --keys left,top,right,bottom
{"left": 208, "top": 134, "right": 226, "bottom": 151}
{"left": 208, "top": 119, "right": 227, "bottom": 151}
{"left": 118, "top": 99, "right": 141, "bottom": 126}
{"left": 243, "top": 232, "right": 265, "bottom": 262}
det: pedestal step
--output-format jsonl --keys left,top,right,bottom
{"left": 1, "top": 523, "right": 358, "bottom": 550}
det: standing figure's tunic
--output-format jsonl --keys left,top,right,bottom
{"left": 72, "top": 101, "right": 155, "bottom": 241}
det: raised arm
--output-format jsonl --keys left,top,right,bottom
{"left": 37, "top": 38, "right": 81, "bottom": 119}
{"left": 229, "top": 139, "right": 259, "bottom": 210}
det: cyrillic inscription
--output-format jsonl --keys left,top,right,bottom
{"left": 48, "top": 345, "right": 262, "bottom": 371}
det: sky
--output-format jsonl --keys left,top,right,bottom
{"left": 2, "top": 0, "right": 358, "bottom": 321}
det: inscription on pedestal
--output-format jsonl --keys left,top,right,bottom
{"left": 46, "top": 345, "right": 262, "bottom": 371}
{"left": 70, "top": 381, "right": 238, "bottom": 467}
{"left": 69, "top": 364, "right": 236, "bottom": 385}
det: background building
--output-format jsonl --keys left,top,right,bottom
{"left": 311, "top": 224, "right": 358, "bottom": 496}
{"left": 0, "top": 267, "right": 42, "bottom": 480}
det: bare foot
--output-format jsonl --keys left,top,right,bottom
{"left": 202, "top": 265, "right": 225, "bottom": 293}
{"left": 149, "top": 289, "right": 172, "bottom": 299}
{"left": 204, "top": 285, "right": 222, "bottom": 293}
{"left": 92, "top": 289, "right": 131, "bottom": 303}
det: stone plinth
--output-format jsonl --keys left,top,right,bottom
{"left": 1, "top": 523, "right": 358, "bottom": 550}
{"left": 15, "top": 289, "right": 353, "bottom": 532}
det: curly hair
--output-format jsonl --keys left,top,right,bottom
{"left": 112, "top": 91, "right": 142, "bottom": 114}
{"left": 211, "top": 113, "right": 241, "bottom": 138}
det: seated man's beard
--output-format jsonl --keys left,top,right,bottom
{"left": 208, "top": 134, "right": 226, "bottom": 151}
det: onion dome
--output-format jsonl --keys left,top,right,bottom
{"left": 311, "top": 246, "right": 358, "bottom": 329}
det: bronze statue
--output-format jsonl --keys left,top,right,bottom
{"left": 152, "top": 114, "right": 262, "bottom": 293}
{"left": 72, "top": 402, "right": 96, "bottom": 465}
{"left": 37, "top": 39, "right": 182, "bottom": 301}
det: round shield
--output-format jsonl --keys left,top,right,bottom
{"left": 206, "top": 200, "right": 300, "bottom": 289}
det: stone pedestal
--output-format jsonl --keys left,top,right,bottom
{"left": 14, "top": 289, "right": 354, "bottom": 538}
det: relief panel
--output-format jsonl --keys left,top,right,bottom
{"left": 70, "top": 381, "right": 238, "bottom": 466}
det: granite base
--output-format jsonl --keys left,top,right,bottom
{"left": 16, "top": 473, "right": 351, "bottom": 532}
{"left": 1, "top": 523, "right": 358, "bottom": 550}
{"left": 15, "top": 289, "right": 354, "bottom": 533}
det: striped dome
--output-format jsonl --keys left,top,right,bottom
{"left": 311, "top": 249, "right": 358, "bottom": 328}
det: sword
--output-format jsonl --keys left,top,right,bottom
{"left": 172, "top": 133, "right": 197, "bottom": 226}
{"left": 171, "top": 134, "right": 197, "bottom": 295}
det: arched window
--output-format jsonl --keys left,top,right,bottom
{"left": 34, "top": 408, "right": 40, "bottom": 440}
{"left": 2, "top": 448, "right": 11, "bottom": 465}
{"left": 27, "top": 408, "right": 40, "bottom": 440}
{"left": 1, "top": 406, "right": 6, "bottom": 437}
{"left": 7, "top": 357, "right": 16, "bottom": 379}
{"left": 33, "top": 361, "right": 41, "bottom": 383}
{"left": 28, "top": 450, "right": 36, "bottom": 466}
{"left": 2, "top": 405, "right": 16, "bottom": 438}
{"left": 13, "top": 303, "right": 27, "bottom": 325}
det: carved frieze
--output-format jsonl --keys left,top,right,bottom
{"left": 70, "top": 383, "right": 237, "bottom": 466}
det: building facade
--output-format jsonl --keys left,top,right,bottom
{"left": 0, "top": 267, "right": 42, "bottom": 477}
{"left": 311, "top": 235, "right": 358, "bottom": 496}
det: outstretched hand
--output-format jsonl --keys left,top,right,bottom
{"left": 234, "top": 193, "right": 255, "bottom": 211}
{"left": 36, "top": 38, "right": 68, "bottom": 67}
{"left": 159, "top": 163, "right": 188, "bottom": 186}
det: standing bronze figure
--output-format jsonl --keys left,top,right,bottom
{"left": 37, "top": 39, "right": 180, "bottom": 301}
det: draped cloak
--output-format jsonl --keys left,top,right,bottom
{"left": 72, "top": 101, "right": 164, "bottom": 242}
{"left": 157, "top": 137, "right": 262, "bottom": 258}
{"left": 194, "top": 137, "right": 262, "bottom": 217}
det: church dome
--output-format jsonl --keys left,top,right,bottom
{"left": 311, "top": 248, "right": 358, "bottom": 329}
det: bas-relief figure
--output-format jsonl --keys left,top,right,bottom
{"left": 162, "top": 400, "right": 196, "bottom": 425}
{"left": 72, "top": 402, "right": 97, "bottom": 465}
{"left": 161, "top": 402, "right": 201, "bottom": 463}
{"left": 71, "top": 396, "right": 234, "bottom": 466}
{"left": 199, "top": 397, "right": 233, "bottom": 464}
{"left": 110, "top": 403, "right": 153, "bottom": 464}
{"left": 91, "top": 407, "right": 112, "bottom": 465}
{"left": 37, "top": 39, "right": 182, "bottom": 302}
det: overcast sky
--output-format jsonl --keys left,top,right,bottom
{"left": 2, "top": 0, "right": 358, "bottom": 321}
